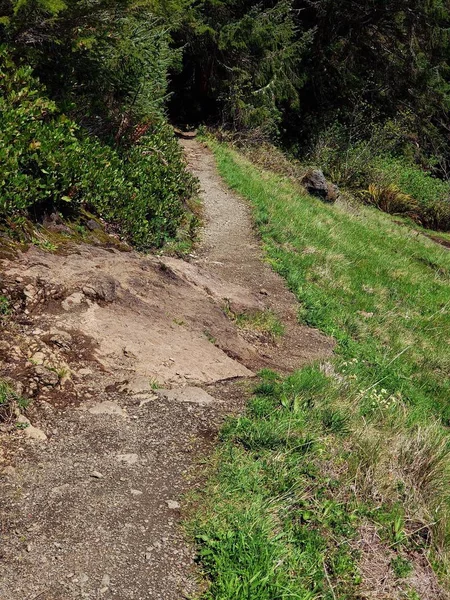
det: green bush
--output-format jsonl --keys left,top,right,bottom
{"left": 0, "top": 51, "right": 196, "bottom": 249}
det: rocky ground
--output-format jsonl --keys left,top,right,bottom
{"left": 0, "top": 140, "right": 333, "bottom": 599}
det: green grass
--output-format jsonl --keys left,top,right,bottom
{"left": 225, "top": 306, "right": 285, "bottom": 339}
{"left": 191, "top": 142, "right": 450, "bottom": 599}
{"left": 212, "top": 143, "right": 450, "bottom": 426}
{"left": 0, "top": 295, "right": 10, "bottom": 316}
{"left": 0, "top": 379, "right": 28, "bottom": 422}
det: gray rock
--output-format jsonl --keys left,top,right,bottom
{"left": 2, "top": 465, "right": 16, "bottom": 477}
{"left": 86, "top": 218, "right": 102, "bottom": 232}
{"left": 88, "top": 401, "right": 125, "bottom": 417}
{"left": 17, "top": 414, "right": 30, "bottom": 426}
{"left": 82, "top": 275, "right": 117, "bottom": 302}
{"left": 30, "top": 351, "right": 45, "bottom": 365}
{"left": 49, "top": 330, "right": 72, "bottom": 350}
{"left": 301, "top": 169, "right": 338, "bottom": 203}
{"left": 62, "top": 292, "right": 85, "bottom": 311}
{"left": 166, "top": 500, "right": 180, "bottom": 510}
{"left": 24, "top": 425, "right": 48, "bottom": 442}
{"left": 116, "top": 453, "right": 139, "bottom": 466}
{"left": 90, "top": 470, "right": 104, "bottom": 479}
{"left": 34, "top": 365, "right": 59, "bottom": 387}
{"left": 157, "top": 387, "right": 217, "bottom": 406}
{"left": 77, "top": 368, "right": 93, "bottom": 376}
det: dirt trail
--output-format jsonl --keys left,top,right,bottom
{"left": 0, "top": 141, "right": 332, "bottom": 600}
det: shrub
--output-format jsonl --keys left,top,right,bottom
{"left": 360, "top": 184, "right": 419, "bottom": 219}
{"left": 0, "top": 50, "right": 196, "bottom": 249}
{"left": 0, "top": 380, "right": 28, "bottom": 422}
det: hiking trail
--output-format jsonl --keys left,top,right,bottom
{"left": 0, "top": 140, "right": 332, "bottom": 599}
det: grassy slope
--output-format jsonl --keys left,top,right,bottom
{"left": 191, "top": 142, "right": 450, "bottom": 599}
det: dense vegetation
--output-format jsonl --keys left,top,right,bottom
{"left": 0, "top": 0, "right": 196, "bottom": 249}
{"left": 192, "top": 141, "right": 450, "bottom": 598}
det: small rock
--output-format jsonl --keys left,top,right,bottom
{"left": 88, "top": 401, "right": 125, "bottom": 417}
{"left": 259, "top": 288, "right": 269, "bottom": 296}
{"left": 90, "top": 470, "right": 104, "bottom": 479}
{"left": 34, "top": 365, "right": 59, "bottom": 387}
{"left": 166, "top": 500, "right": 180, "bottom": 510}
{"left": 26, "top": 544, "right": 32, "bottom": 552}
{"left": 2, "top": 465, "right": 16, "bottom": 477}
{"left": 24, "top": 425, "right": 48, "bottom": 442}
{"left": 30, "top": 351, "right": 45, "bottom": 365}
{"left": 130, "top": 489, "right": 143, "bottom": 496}
{"left": 145, "top": 552, "right": 152, "bottom": 561}
{"left": 17, "top": 414, "right": 30, "bottom": 426}
{"left": 79, "top": 573, "right": 89, "bottom": 584}
{"left": 82, "top": 275, "right": 117, "bottom": 303}
{"left": 78, "top": 368, "right": 93, "bottom": 376}
{"left": 86, "top": 218, "right": 102, "bottom": 232}
{"left": 116, "top": 453, "right": 139, "bottom": 466}
{"left": 101, "top": 574, "right": 111, "bottom": 587}
{"left": 49, "top": 330, "right": 72, "bottom": 349}
{"left": 61, "top": 292, "right": 85, "bottom": 311}
{"left": 157, "top": 387, "right": 217, "bottom": 407}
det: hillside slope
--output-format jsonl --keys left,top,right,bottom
{"left": 192, "top": 141, "right": 450, "bottom": 599}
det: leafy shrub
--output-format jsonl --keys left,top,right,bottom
{"left": 0, "top": 50, "right": 196, "bottom": 249}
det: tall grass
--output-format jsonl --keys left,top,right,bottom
{"left": 191, "top": 142, "right": 450, "bottom": 598}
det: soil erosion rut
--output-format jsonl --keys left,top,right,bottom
{"left": 0, "top": 141, "right": 332, "bottom": 599}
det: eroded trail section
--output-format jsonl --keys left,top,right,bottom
{"left": 0, "top": 142, "right": 332, "bottom": 600}
{"left": 180, "top": 139, "right": 333, "bottom": 370}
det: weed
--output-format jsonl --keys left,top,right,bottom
{"left": 391, "top": 555, "right": 413, "bottom": 578}
{"left": 149, "top": 377, "right": 161, "bottom": 390}
{"left": 225, "top": 305, "right": 285, "bottom": 339}
{"left": 0, "top": 380, "right": 28, "bottom": 422}
{"left": 203, "top": 330, "right": 217, "bottom": 345}
{"left": 31, "top": 236, "right": 58, "bottom": 252}
{"left": 360, "top": 183, "right": 419, "bottom": 218}
{"left": 0, "top": 295, "right": 10, "bottom": 316}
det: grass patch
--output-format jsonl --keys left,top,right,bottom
{"left": 191, "top": 142, "right": 450, "bottom": 598}
{"left": 0, "top": 295, "right": 11, "bottom": 316}
{"left": 0, "top": 380, "right": 28, "bottom": 422}
{"left": 225, "top": 306, "right": 285, "bottom": 339}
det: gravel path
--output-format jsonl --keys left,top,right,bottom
{"left": 0, "top": 141, "right": 332, "bottom": 600}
